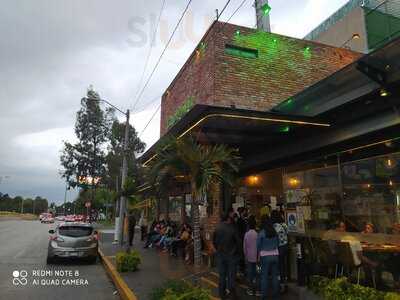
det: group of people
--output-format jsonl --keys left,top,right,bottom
{"left": 142, "top": 219, "right": 195, "bottom": 264}
{"left": 213, "top": 207, "right": 288, "bottom": 300}
{"left": 333, "top": 220, "right": 400, "bottom": 289}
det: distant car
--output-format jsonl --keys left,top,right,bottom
{"left": 55, "top": 215, "right": 65, "bottom": 221}
{"left": 39, "top": 213, "right": 51, "bottom": 221}
{"left": 65, "top": 215, "right": 75, "bottom": 222}
{"left": 41, "top": 216, "right": 54, "bottom": 223}
{"left": 74, "top": 215, "right": 84, "bottom": 222}
{"left": 47, "top": 223, "right": 98, "bottom": 264}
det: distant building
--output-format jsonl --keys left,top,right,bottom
{"left": 304, "top": 0, "right": 400, "bottom": 53}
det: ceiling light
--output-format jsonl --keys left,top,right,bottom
{"left": 380, "top": 88, "right": 389, "bottom": 97}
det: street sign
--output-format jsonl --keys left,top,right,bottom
{"left": 85, "top": 202, "right": 91, "bottom": 208}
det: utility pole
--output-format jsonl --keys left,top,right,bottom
{"left": 113, "top": 175, "right": 120, "bottom": 244}
{"left": 63, "top": 183, "right": 68, "bottom": 216}
{"left": 117, "top": 110, "right": 130, "bottom": 246}
{"left": 21, "top": 198, "right": 24, "bottom": 214}
{"left": 255, "top": 0, "right": 271, "bottom": 32}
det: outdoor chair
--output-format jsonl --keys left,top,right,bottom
{"left": 315, "top": 239, "right": 339, "bottom": 278}
{"left": 336, "top": 241, "right": 363, "bottom": 285}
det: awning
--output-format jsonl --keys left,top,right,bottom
{"left": 140, "top": 104, "right": 331, "bottom": 166}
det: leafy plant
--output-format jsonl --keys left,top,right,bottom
{"left": 150, "top": 280, "right": 211, "bottom": 300}
{"left": 308, "top": 276, "right": 399, "bottom": 300}
{"left": 149, "top": 137, "right": 240, "bottom": 266}
{"left": 116, "top": 250, "right": 141, "bottom": 272}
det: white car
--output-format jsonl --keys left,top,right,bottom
{"left": 41, "top": 216, "right": 55, "bottom": 223}
{"left": 55, "top": 215, "right": 65, "bottom": 221}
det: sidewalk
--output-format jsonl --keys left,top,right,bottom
{"left": 99, "top": 229, "right": 301, "bottom": 300}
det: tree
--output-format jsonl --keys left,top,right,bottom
{"left": 104, "top": 120, "right": 146, "bottom": 190}
{"left": 149, "top": 137, "right": 240, "bottom": 267}
{"left": 60, "top": 87, "right": 114, "bottom": 194}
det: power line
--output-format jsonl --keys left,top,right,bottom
{"left": 133, "top": 0, "right": 167, "bottom": 102}
{"left": 218, "top": 0, "right": 233, "bottom": 19}
{"left": 139, "top": 103, "right": 161, "bottom": 138}
{"left": 133, "top": 93, "right": 163, "bottom": 114}
{"left": 220, "top": 0, "right": 249, "bottom": 31}
{"left": 136, "top": 0, "right": 243, "bottom": 140}
{"left": 132, "top": 0, "right": 194, "bottom": 111}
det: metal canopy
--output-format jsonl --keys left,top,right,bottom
{"left": 139, "top": 104, "right": 331, "bottom": 165}
{"left": 273, "top": 35, "right": 400, "bottom": 117}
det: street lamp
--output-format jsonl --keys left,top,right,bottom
{"left": 84, "top": 94, "right": 130, "bottom": 246}
{"left": 341, "top": 33, "right": 360, "bottom": 48}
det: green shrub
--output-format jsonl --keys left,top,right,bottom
{"left": 308, "top": 276, "right": 398, "bottom": 300}
{"left": 385, "top": 293, "right": 400, "bottom": 300}
{"left": 150, "top": 279, "right": 211, "bottom": 300}
{"left": 116, "top": 250, "right": 141, "bottom": 272}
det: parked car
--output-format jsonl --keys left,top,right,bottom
{"left": 65, "top": 215, "right": 75, "bottom": 222}
{"left": 55, "top": 215, "right": 65, "bottom": 221}
{"left": 74, "top": 215, "right": 84, "bottom": 222}
{"left": 39, "top": 213, "right": 51, "bottom": 221}
{"left": 47, "top": 223, "right": 98, "bottom": 264}
{"left": 41, "top": 216, "right": 55, "bottom": 223}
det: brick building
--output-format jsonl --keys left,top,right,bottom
{"left": 160, "top": 21, "right": 361, "bottom": 135}
{"left": 144, "top": 20, "right": 364, "bottom": 238}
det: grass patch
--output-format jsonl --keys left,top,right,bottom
{"left": 150, "top": 279, "right": 211, "bottom": 300}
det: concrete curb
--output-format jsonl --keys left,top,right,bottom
{"left": 98, "top": 248, "right": 138, "bottom": 300}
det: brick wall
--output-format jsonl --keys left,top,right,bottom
{"left": 160, "top": 21, "right": 362, "bottom": 134}
{"left": 160, "top": 24, "right": 217, "bottom": 135}
{"left": 213, "top": 22, "right": 362, "bottom": 111}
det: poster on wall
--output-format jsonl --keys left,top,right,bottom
{"left": 270, "top": 196, "right": 277, "bottom": 210}
{"left": 296, "top": 206, "right": 306, "bottom": 233}
{"left": 199, "top": 205, "right": 207, "bottom": 218}
{"left": 286, "top": 189, "right": 308, "bottom": 204}
{"left": 287, "top": 210, "right": 298, "bottom": 232}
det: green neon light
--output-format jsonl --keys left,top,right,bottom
{"left": 273, "top": 38, "right": 277, "bottom": 43}
{"left": 303, "top": 46, "right": 312, "bottom": 59}
{"left": 235, "top": 30, "right": 241, "bottom": 36}
{"left": 225, "top": 44, "right": 258, "bottom": 59}
{"left": 261, "top": 3, "right": 271, "bottom": 16}
{"left": 280, "top": 126, "right": 290, "bottom": 133}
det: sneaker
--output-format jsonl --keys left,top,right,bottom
{"left": 246, "top": 289, "right": 254, "bottom": 296}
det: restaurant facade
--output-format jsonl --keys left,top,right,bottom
{"left": 139, "top": 20, "right": 400, "bottom": 284}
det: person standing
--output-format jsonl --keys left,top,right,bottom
{"left": 237, "top": 207, "right": 248, "bottom": 275}
{"left": 271, "top": 210, "right": 289, "bottom": 292}
{"left": 243, "top": 216, "right": 258, "bottom": 296}
{"left": 213, "top": 212, "right": 241, "bottom": 299}
{"left": 257, "top": 217, "right": 280, "bottom": 300}
{"left": 128, "top": 211, "right": 136, "bottom": 247}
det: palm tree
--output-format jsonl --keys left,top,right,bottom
{"left": 148, "top": 137, "right": 240, "bottom": 267}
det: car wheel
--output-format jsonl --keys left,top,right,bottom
{"left": 88, "top": 256, "right": 97, "bottom": 264}
{"left": 46, "top": 256, "right": 55, "bottom": 264}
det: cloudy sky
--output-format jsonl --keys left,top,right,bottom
{"left": 0, "top": 0, "right": 350, "bottom": 204}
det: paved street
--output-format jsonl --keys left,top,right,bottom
{"left": 0, "top": 220, "right": 119, "bottom": 300}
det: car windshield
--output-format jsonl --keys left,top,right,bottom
{"left": 58, "top": 226, "right": 92, "bottom": 237}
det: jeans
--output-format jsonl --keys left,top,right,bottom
{"left": 278, "top": 245, "right": 289, "bottom": 283}
{"left": 246, "top": 261, "right": 257, "bottom": 291}
{"left": 217, "top": 253, "right": 237, "bottom": 298}
{"left": 128, "top": 227, "right": 135, "bottom": 246}
{"left": 260, "top": 255, "right": 280, "bottom": 299}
